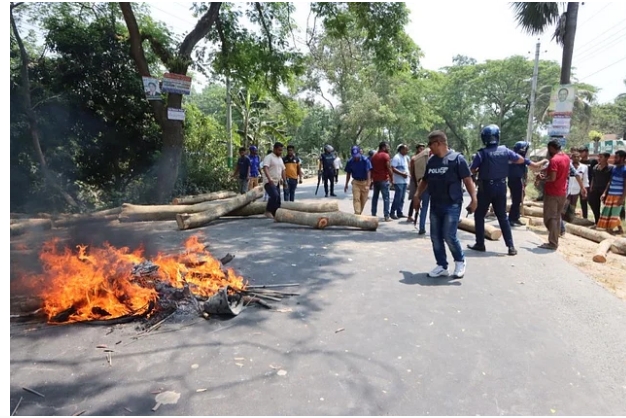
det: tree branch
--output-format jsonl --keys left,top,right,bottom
{"left": 142, "top": 32, "right": 174, "bottom": 67}
{"left": 119, "top": 2, "right": 166, "bottom": 125}
{"left": 255, "top": 2, "right": 273, "bottom": 56}
{"left": 119, "top": 2, "right": 151, "bottom": 77}
{"left": 10, "top": 2, "right": 24, "bottom": 10}
{"left": 179, "top": 2, "right": 221, "bottom": 58}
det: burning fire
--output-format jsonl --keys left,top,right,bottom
{"left": 24, "top": 236, "right": 246, "bottom": 324}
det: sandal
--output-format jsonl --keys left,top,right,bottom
{"left": 538, "top": 243, "right": 557, "bottom": 250}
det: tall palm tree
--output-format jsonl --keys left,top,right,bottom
{"left": 512, "top": 2, "right": 580, "bottom": 85}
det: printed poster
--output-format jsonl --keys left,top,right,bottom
{"left": 142, "top": 76, "right": 161, "bottom": 100}
{"left": 547, "top": 84, "right": 576, "bottom": 117}
{"left": 161, "top": 73, "right": 192, "bottom": 95}
{"left": 167, "top": 108, "right": 185, "bottom": 121}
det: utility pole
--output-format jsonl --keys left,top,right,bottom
{"left": 526, "top": 39, "right": 541, "bottom": 154}
{"left": 226, "top": 74, "right": 233, "bottom": 169}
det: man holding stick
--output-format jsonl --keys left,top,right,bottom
{"left": 414, "top": 131, "right": 477, "bottom": 278}
{"left": 344, "top": 145, "right": 372, "bottom": 215}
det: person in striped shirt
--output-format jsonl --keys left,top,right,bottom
{"left": 597, "top": 150, "right": 626, "bottom": 234}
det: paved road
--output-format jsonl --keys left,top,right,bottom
{"left": 10, "top": 178, "right": 626, "bottom": 415}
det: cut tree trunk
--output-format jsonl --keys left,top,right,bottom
{"left": 10, "top": 219, "right": 53, "bottom": 236}
{"left": 273, "top": 209, "right": 378, "bottom": 231}
{"left": 610, "top": 238, "right": 626, "bottom": 256}
{"left": 119, "top": 191, "right": 261, "bottom": 222}
{"left": 53, "top": 214, "right": 120, "bottom": 228}
{"left": 226, "top": 201, "right": 340, "bottom": 217}
{"left": 522, "top": 206, "right": 543, "bottom": 217}
{"left": 458, "top": 218, "right": 502, "bottom": 241}
{"left": 564, "top": 223, "right": 614, "bottom": 243}
{"left": 525, "top": 216, "right": 544, "bottom": 227}
{"left": 176, "top": 187, "right": 264, "bottom": 230}
{"left": 592, "top": 238, "right": 615, "bottom": 263}
{"left": 172, "top": 191, "right": 237, "bottom": 205}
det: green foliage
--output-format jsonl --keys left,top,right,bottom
{"left": 175, "top": 103, "right": 237, "bottom": 196}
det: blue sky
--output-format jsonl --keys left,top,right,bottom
{"left": 147, "top": 1, "right": 626, "bottom": 105}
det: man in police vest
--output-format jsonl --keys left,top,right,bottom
{"left": 414, "top": 131, "right": 477, "bottom": 278}
{"left": 318, "top": 144, "right": 337, "bottom": 197}
{"left": 468, "top": 125, "right": 527, "bottom": 256}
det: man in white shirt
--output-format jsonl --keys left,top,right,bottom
{"left": 390, "top": 144, "right": 410, "bottom": 219}
{"left": 262, "top": 142, "right": 286, "bottom": 218}
{"left": 333, "top": 154, "right": 342, "bottom": 183}
{"left": 567, "top": 149, "right": 589, "bottom": 215}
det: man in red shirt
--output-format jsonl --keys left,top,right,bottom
{"left": 539, "top": 139, "right": 571, "bottom": 249}
{"left": 370, "top": 141, "right": 395, "bottom": 221}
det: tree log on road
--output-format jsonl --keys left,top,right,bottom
{"left": 10, "top": 219, "right": 53, "bottom": 236}
{"left": 563, "top": 223, "right": 614, "bottom": 243}
{"left": 610, "top": 238, "right": 626, "bottom": 256}
{"left": 458, "top": 218, "right": 502, "bottom": 241}
{"left": 172, "top": 190, "right": 237, "bottom": 205}
{"left": 176, "top": 187, "right": 264, "bottom": 230}
{"left": 593, "top": 238, "right": 615, "bottom": 263}
{"left": 274, "top": 209, "right": 378, "bottom": 231}
{"left": 226, "top": 201, "right": 340, "bottom": 217}
{"left": 119, "top": 188, "right": 262, "bottom": 222}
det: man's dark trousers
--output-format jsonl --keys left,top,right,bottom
{"left": 475, "top": 180, "right": 514, "bottom": 247}
{"left": 508, "top": 177, "right": 523, "bottom": 222}
{"left": 264, "top": 183, "right": 281, "bottom": 215}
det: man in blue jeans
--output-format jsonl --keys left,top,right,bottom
{"left": 390, "top": 144, "right": 410, "bottom": 219}
{"left": 370, "top": 141, "right": 395, "bottom": 221}
{"left": 414, "top": 131, "right": 477, "bottom": 278}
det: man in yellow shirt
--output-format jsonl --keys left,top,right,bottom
{"left": 283, "top": 145, "right": 303, "bottom": 202}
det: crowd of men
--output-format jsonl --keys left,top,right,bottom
{"left": 233, "top": 132, "right": 625, "bottom": 277}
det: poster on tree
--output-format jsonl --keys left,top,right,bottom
{"left": 161, "top": 73, "right": 192, "bottom": 95}
{"left": 142, "top": 76, "right": 161, "bottom": 100}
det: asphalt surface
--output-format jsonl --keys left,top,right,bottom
{"left": 10, "top": 178, "right": 626, "bottom": 415}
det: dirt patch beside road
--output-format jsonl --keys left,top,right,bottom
{"left": 529, "top": 225, "right": 626, "bottom": 301}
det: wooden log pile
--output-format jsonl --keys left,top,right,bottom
{"left": 458, "top": 217, "right": 502, "bottom": 241}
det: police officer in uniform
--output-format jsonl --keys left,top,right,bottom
{"left": 468, "top": 125, "right": 526, "bottom": 256}
{"left": 318, "top": 144, "right": 337, "bottom": 197}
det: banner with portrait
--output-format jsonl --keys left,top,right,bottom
{"left": 547, "top": 84, "right": 576, "bottom": 117}
{"left": 142, "top": 76, "right": 161, "bottom": 101}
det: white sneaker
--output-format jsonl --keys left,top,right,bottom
{"left": 452, "top": 260, "right": 466, "bottom": 278}
{"left": 428, "top": 265, "right": 449, "bottom": 277}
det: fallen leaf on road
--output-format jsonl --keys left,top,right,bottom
{"left": 275, "top": 308, "right": 293, "bottom": 313}
{"left": 235, "top": 363, "right": 244, "bottom": 367}
{"left": 196, "top": 389, "right": 207, "bottom": 393}
{"left": 191, "top": 364, "right": 199, "bottom": 369}
{"left": 96, "top": 345, "right": 107, "bottom": 349}
{"left": 152, "top": 391, "right": 180, "bottom": 412}
{"left": 518, "top": 281, "right": 525, "bottom": 285}
{"left": 277, "top": 369, "right": 287, "bottom": 376}
{"left": 234, "top": 357, "right": 245, "bottom": 361}
{"left": 269, "top": 364, "right": 282, "bottom": 369}
{"left": 335, "top": 328, "right": 345, "bottom": 333}
{"left": 550, "top": 409, "right": 556, "bottom": 414}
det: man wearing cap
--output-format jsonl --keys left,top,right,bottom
{"left": 248, "top": 146, "right": 261, "bottom": 191}
{"left": 390, "top": 144, "right": 410, "bottom": 219}
{"left": 344, "top": 145, "right": 372, "bottom": 215}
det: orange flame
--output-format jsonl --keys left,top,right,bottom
{"left": 25, "top": 236, "right": 246, "bottom": 324}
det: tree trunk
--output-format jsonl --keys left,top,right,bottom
{"left": 119, "top": 2, "right": 221, "bottom": 203}
{"left": 119, "top": 193, "right": 260, "bottom": 222}
{"left": 53, "top": 214, "right": 120, "bottom": 228}
{"left": 525, "top": 216, "right": 544, "bottom": 227}
{"left": 226, "top": 201, "right": 340, "bottom": 217}
{"left": 172, "top": 191, "right": 237, "bottom": 205}
{"left": 458, "top": 218, "right": 502, "bottom": 241}
{"left": 522, "top": 206, "right": 543, "bottom": 217}
{"left": 564, "top": 223, "right": 613, "bottom": 243}
{"left": 274, "top": 209, "right": 378, "bottom": 231}
{"left": 560, "top": 2, "right": 579, "bottom": 85}
{"left": 592, "top": 238, "right": 615, "bottom": 263}
{"left": 10, "top": 219, "right": 53, "bottom": 236}
{"left": 176, "top": 187, "right": 264, "bottom": 230}
{"left": 610, "top": 238, "right": 626, "bottom": 256}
